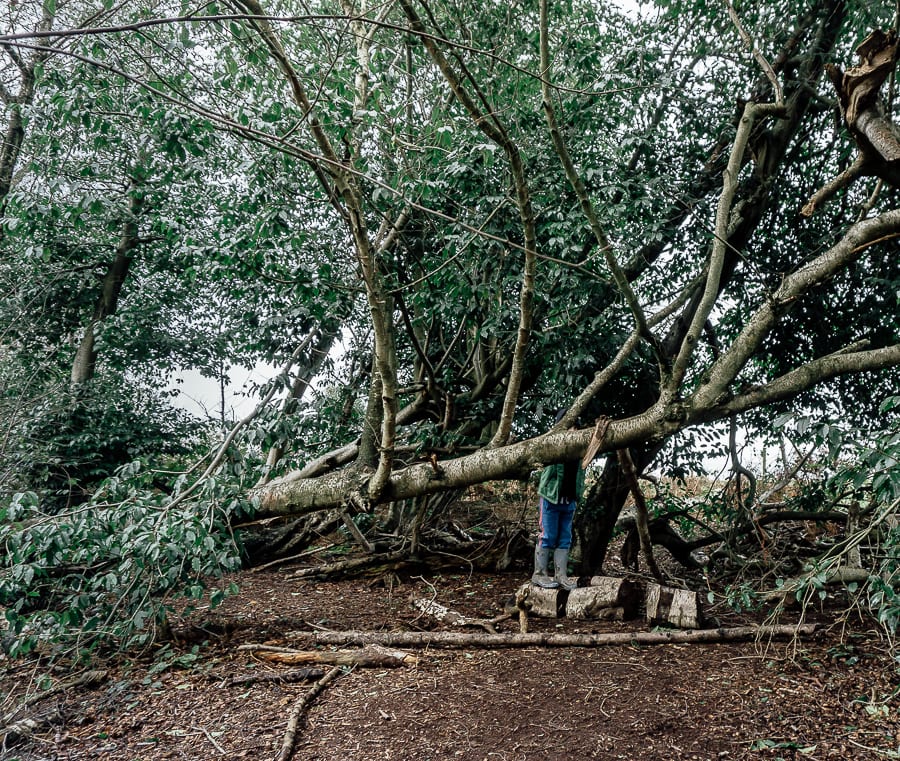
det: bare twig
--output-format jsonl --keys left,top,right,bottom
{"left": 724, "top": 0, "right": 784, "bottom": 105}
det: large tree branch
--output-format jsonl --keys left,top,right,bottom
{"left": 691, "top": 208, "right": 900, "bottom": 411}
{"left": 701, "top": 343, "right": 900, "bottom": 420}
{"left": 667, "top": 100, "right": 786, "bottom": 398}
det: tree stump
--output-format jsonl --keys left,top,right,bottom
{"left": 645, "top": 583, "right": 704, "bottom": 629}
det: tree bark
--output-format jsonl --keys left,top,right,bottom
{"left": 285, "top": 624, "right": 818, "bottom": 649}
{"left": 70, "top": 190, "right": 145, "bottom": 386}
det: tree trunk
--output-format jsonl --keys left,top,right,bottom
{"left": 0, "top": 106, "right": 24, "bottom": 212}
{"left": 256, "top": 324, "right": 340, "bottom": 484}
{"left": 70, "top": 190, "right": 145, "bottom": 386}
{"left": 576, "top": 444, "right": 659, "bottom": 574}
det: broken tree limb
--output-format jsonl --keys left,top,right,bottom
{"left": 411, "top": 598, "right": 501, "bottom": 633}
{"left": 581, "top": 416, "right": 611, "bottom": 468}
{"left": 274, "top": 665, "right": 343, "bottom": 761}
{"left": 285, "top": 624, "right": 818, "bottom": 649}
{"left": 805, "top": 29, "right": 900, "bottom": 214}
{"left": 238, "top": 643, "right": 418, "bottom": 667}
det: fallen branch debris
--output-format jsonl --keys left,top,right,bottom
{"left": 412, "top": 598, "right": 509, "bottom": 633}
{"left": 274, "top": 665, "right": 343, "bottom": 761}
{"left": 225, "top": 667, "right": 327, "bottom": 686}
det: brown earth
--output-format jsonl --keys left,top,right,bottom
{"left": 2, "top": 563, "right": 899, "bottom": 761}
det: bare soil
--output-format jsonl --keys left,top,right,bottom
{"left": 2, "top": 562, "right": 899, "bottom": 761}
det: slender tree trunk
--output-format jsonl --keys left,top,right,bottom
{"left": 70, "top": 191, "right": 144, "bottom": 386}
{"left": 0, "top": 106, "right": 24, "bottom": 212}
{"left": 256, "top": 326, "right": 340, "bottom": 484}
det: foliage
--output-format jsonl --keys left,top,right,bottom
{"left": 2, "top": 0, "right": 900, "bottom": 651}
{"left": 0, "top": 461, "right": 246, "bottom": 657}
{"left": 4, "top": 374, "right": 200, "bottom": 506}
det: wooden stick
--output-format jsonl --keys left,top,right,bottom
{"left": 239, "top": 643, "right": 418, "bottom": 667}
{"left": 227, "top": 667, "right": 327, "bottom": 686}
{"left": 285, "top": 624, "right": 818, "bottom": 649}
{"left": 274, "top": 665, "right": 343, "bottom": 761}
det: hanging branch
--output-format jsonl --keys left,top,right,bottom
{"left": 617, "top": 448, "right": 664, "bottom": 581}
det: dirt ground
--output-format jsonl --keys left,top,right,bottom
{"left": 2, "top": 560, "right": 899, "bottom": 761}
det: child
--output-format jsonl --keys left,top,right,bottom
{"left": 532, "top": 409, "right": 584, "bottom": 590}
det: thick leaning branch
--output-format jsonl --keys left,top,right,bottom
{"left": 691, "top": 208, "right": 900, "bottom": 411}
{"left": 667, "top": 100, "right": 786, "bottom": 399}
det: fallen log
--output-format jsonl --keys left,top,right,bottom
{"left": 285, "top": 624, "right": 818, "bottom": 649}
{"left": 238, "top": 643, "right": 418, "bottom": 667}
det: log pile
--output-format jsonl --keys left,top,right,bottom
{"left": 514, "top": 576, "right": 706, "bottom": 629}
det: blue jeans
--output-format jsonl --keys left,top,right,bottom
{"left": 538, "top": 497, "right": 576, "bottom": 549}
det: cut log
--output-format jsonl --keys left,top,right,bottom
{"left": 514, "top": 577, "right": 641, "bottom": 620}
{"left": 515, "top": 576, "right": 641, "bottom": 620}
{"left": 285, "top": 624, "right": 818, "bottom": 649}
{"left": 239, "top": 643, "right": 418, "bottom": 667}
{"left": 645, "top": 583, "right": 704, "bottom": 629}
{"left": 575, "top": 576, "right": 642, "bottom": 619}
{"left": 515, "top": 582, "right": 569, "bottom": 618}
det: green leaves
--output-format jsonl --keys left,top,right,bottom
{"left": 0, "top": 464, "right": 246, "bottom": 656}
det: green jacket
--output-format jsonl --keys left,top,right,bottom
{"left": 537, "top": 461, "right": 585, "bottom": 504}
